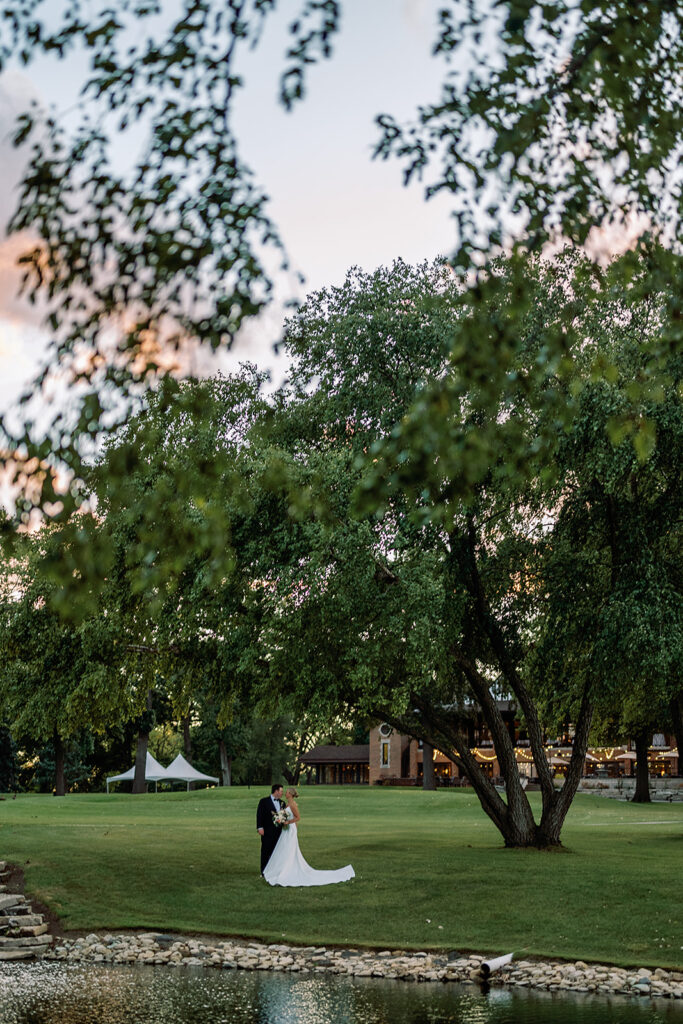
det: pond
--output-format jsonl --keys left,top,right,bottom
{"left": 1, "top": 964, "right": 682, "bottom": 1024}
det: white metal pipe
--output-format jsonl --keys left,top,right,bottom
{"left": 480, "top": 953, "right": 514, "bottom": 977}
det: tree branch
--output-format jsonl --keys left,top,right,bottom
{"left": 453, "top": 516, "right": 555, "bottom": 802}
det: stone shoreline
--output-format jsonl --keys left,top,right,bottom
{"left": 43, "top": 934, "right": 683, "bottom": 1001}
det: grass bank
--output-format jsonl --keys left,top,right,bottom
{"left": 1, "top": 786, "right": 681, "bottom": 968}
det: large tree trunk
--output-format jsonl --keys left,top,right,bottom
{"left": 282, "top": 765, "right": 302, "bottom": 785}
{"left": 382, "top": 705, "right": 540, "bottom": 847}
{"left": 448, "top": 525, "right": 558, "bottom": 843}
{"left": 536, "top": 689, "right": 594, "bottom": 846}
{"left": 632, "top": 729, "right": 651, "bottom": 802}
{"left": 219, "top": 740, "right": 231, "bottom": 787}
{"left": 132, "top": 690, "right": 154, "bottom": 795}
{"left": 381, "top": 684, "right": 594, "bottom": 849}
{"left": 53, "top": 731, "right": 66, "bottom": 797}
{"left": 132, "top": 731, "right": 150, "bottom": 794}
{"left": 422, "top": 743, "right": 436, "bottom": 790}
{"left": 283, "top": 732, "right": 309, "bottom": 788}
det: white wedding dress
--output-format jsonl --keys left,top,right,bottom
{"left": 263, "top": 808, "right": 355, "bottom": 887}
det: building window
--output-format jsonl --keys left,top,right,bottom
{"left": 381, "top": 741, "right": 390, "bottom": 767}
{"left": 379, "top": 723, "right": 393, "bottom": 738}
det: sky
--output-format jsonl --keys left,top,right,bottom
{"left": 0, "top": 0, "right": 460, "bottom": 411}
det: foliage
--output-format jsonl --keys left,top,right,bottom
{"left": 1, "top": 249, "right": 678, "bottom": 835}
{"left": 529, "top": 255, "right": 682, "bottom": 760}
{"left": 148, "top": 722, "right": 183, "bottom": 767}
{"left": 0, "top": 0, "right": 341, "bottom": 527}
{"left": 0, "top": 723, "right": 18, "bottom": 792}
{"left": 189, "top": 702, "right": 291, "bottom": 786}
{"left": 368, "top": 2, "right": 682, "bottom": 497}
{"left": 0, "top": 1, "right": 679, "bottom": 556}
{"left": 30, "top": 736, "right": 93, "bottom": 793}
{"left": 243, "top": 253, "right": 680, "bottom": 846}
{"left": 0, "top": 527, "right": 133, "bottom": 752}
{"left": 376, "top": 2, "right": 681, "bottom": 263}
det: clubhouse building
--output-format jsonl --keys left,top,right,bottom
{"left": 300, "top": 718, "right": 679, "bottom": 786}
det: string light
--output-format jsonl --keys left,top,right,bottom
{"left": 466, "top": 746, "right": 634, "bottom": 765}
{"left": 471, "top": 749, "right": 499, "bottom": 762}
{"left": 457, "top": 745, "right": 678, "bottom": 768}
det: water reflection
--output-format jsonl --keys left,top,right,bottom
{"left": 0, "top": 963, "right": 680, "bottom": 1024}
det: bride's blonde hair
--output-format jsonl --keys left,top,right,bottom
{"left": 285, "top": 787, "right": 298, "bottom": 798}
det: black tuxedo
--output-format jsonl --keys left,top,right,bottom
{"left": 257, "top": 795, "right": 284, "bottom": 874}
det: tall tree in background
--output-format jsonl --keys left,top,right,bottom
{"left": 0, "top": 248, "right": 677, "bottom": 828}
{"left": 248, "top": 252, "right": 681, "bottom": 847}
{"left": 0, "top": 725, "right": 17, "bottom": 793}
{"left": 82, "top": 367, "right": 272, "bottom": 787}
{"left": 0, "top": 528, "right": 131, "bottom": 793}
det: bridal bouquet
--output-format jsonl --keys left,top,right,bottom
{"left": 272, "top": 808, "right": 289, "bottom": 826}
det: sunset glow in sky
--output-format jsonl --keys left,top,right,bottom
{"left": 0, "top": 1, "right": 459, "bottom": 413}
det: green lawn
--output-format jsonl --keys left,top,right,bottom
{"left": 1, "top": 786, "right": 681, "bottom": 968}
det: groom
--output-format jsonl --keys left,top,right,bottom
{"left": 256, "top": 783, "right": 284, "bottom": 875}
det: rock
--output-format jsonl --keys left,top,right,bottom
{"left": 0, "top": 948, "right": 35, "bottom": 961}
{"left": 0, "top": 895, "right": 23, "bottom": 913}
{"left": 30, "top": 929, "right": 683, "bottom": 1001}
{"left": 0, "top": 935, "right": 52, "bottom": 949}
{"left": 15, "top": 924, "right": 49, "bottom": 937}
{"left": 6, "top": 914, "right": 44, "bottom": 928}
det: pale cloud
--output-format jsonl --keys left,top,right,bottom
{"left": 0, "top": 3, "right": 457, "bottom": 418}
{"left": 0, "top": 233, "right": 46, "bottom": 330}
{"left": 0, "top": 71, "right": 40, "bottom": 224}
{"left": 584, "top": 210, "right": 653, "bottom": 264}
{"left": 0, "top": 72, "right": 45, "bottom": 334}
{"left": 401, "top": 0, "right": 435, "bottom": 34}
{"left": 0, "top": 72, "right": 51, "bottom": 416}
{"left": 0, "top": 67, "right": 286, "bottom": 414}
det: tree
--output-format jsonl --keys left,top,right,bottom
{"left": 191, "top": 702, "right": 246, "bottom": 787}
{"left": 0, "top": 528, "right": 131, "bottom": 794}
{"left": 0, "top": 2, "right": 679, "bottom": 578}
{"left": 531, "top": 259, "right": 682, "bottom": 804}
{"left": 0, "top": 724, "right": 17, "bottom": 793}
{"left": 242, "top": 253, "right": 681, "bottom": 847}
{"left": 590, "top": 686, "right": 681, "bottom": 804}
{"left": 31, "top": 734, "right": 93, "bottom": 794}
{"left": 59, "top": 367, "right": 278, "bottom": 790}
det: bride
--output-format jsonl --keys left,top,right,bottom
{"left": 263, "top": 788, "right": 355, "bottom": 887}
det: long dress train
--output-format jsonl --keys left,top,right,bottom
{"left": 263, "top": 809, "right": 354, "bottom": 887}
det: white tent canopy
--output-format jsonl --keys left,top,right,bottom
{"left": 106, "top": 752, "right": 218, "bottom": 792}
{"left": 163, "top": 753, "right": 219, "bottom": 789}
{"left": 106, "top": 752, "right": 168, "bottom": 793}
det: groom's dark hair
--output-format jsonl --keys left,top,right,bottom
{"left": 271, "top": 783, "right": 282, "bottom": 794}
